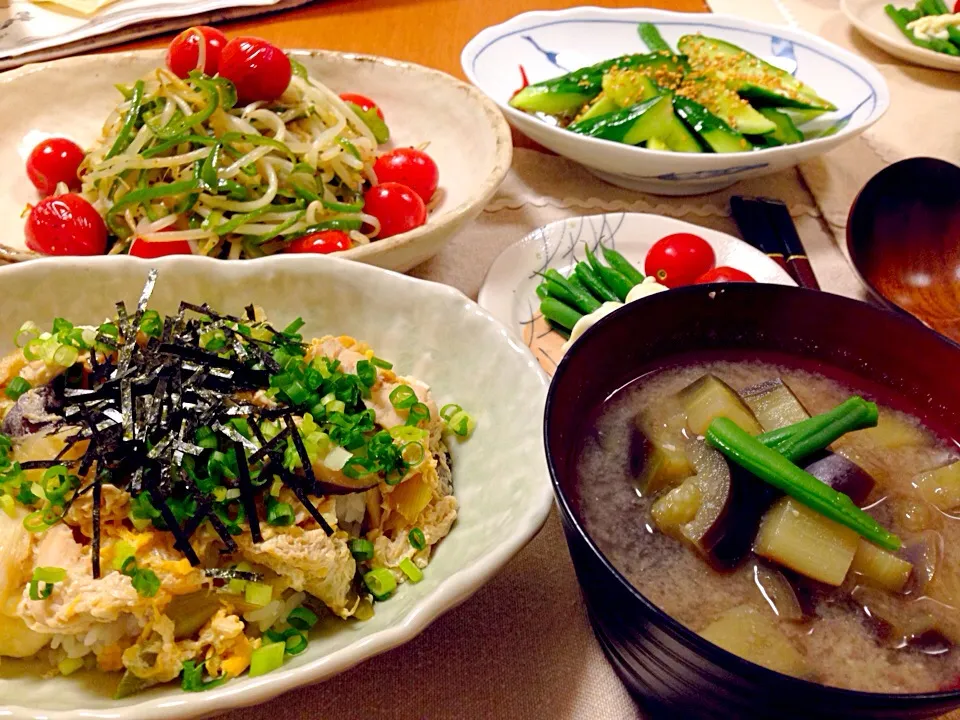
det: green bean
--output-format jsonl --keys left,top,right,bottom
{"left": 535, "top": 283, "right": 550, "bottom": 300}
{"left": 543, "top": 269, "right": 601, "bottom": 314}
{"left": 585, "top": 246, "right": 633, "bottom": 301}
{"left": 601, "top": 246, "right": 645, "bottom": 286}
{"left": 574, "top": 262, "right": 619, "bottom": 302}
{"left": 542, "top": 277, "right": 582, "bottom": 309}
{"left": 948, "top": 25, "right": 960, "bottom": 50}
{"left": 931, "top": 0, "right": 950, "bottom": 13}
{"left": 757, "top": 396, "right": 879, "bottom": 461}
{"left": 540, "top": 298, "right": 583, "bottom": 331}
{"left": 707, "top": 418, "right": 900, "bottom": 551}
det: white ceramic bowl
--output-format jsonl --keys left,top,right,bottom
{"left": 0, "top": 50, "right": 513, "bottom": 272}
{"left": 0, "top": 255, "right": 551, "bottom": 719}
{"left": 842, "top": 0, "right": 960, "bottom": 72}
{"left": 461, "top": 7, "right": 889, "bottom": 196}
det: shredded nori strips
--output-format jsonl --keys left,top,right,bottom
{"left": 31, "top": 272, "right": 346, "bottom": 576}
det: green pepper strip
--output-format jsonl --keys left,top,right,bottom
{"left": 213, "top": 206, "right": 271, "bottom": 236}
{"left": 707, "top": 417, "right": 900, "bottom": 551}
{"left": 322, "top": 198, "right": 364, "bottom": 213}
{"left": 251, "top": 210, "right": 306, "bottom": 245}
{"left": 757, "top": 397, "right": 878, "bottom": 458}
{"left": 154, "top": 76, "right": 221, "bottom": 140}
{"left": 220, "top": 132, "right": 295, "bottom": 158}
{"left": 296, "top": 218, "right": 363, "bottom": 234}
{"left": 200, "top": 143, "right": 222, "bottom": 191}
{"left": 337, "top": 137, "right": 361, "bottom": 159}
{"left": 107, "top": 179, "right": 200, "bottom": 236}
{"left": 105, "top": 80, "right": 145, "bottom": 160}
{"left": 142, "top": 134, "right": 219, "bottom": 159}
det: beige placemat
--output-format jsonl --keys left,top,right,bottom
{"left": 217, "top": 148, "right": 870, "bottom": 720}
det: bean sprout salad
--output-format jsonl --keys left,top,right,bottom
{"left": 23, "top": 28, "right": 440, "bottom": 259}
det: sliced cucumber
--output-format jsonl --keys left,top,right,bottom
{"left": 680, "top": 77, "right": 776, "bottom": 135}
{"left": 576, "top": 94, "right": 619, "bottom": 122}
{"left": 568, "top": 95, "right": 677, "bottom": 146}
{"left": 678, "top": 35, "right": 836, "bottom": 112}
{"left": 602, "top": 68, "right": 660, "bottom": 108}
{"left": 757, "top": 108, "right": 803, "bottom": 146}
{"left": 510, "top": 51, "right": 687, "bottom": 117}
{"left": 673, "top": 95, "right": 752, "bottom": 153}
{"left": 646, "top": 137, "right": 671, "bottom": 151}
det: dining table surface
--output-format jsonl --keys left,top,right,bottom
{"left": 26, "top": 0, "right": 957, "bottom": 719}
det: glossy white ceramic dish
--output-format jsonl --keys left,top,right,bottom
{"left": 842, "top": 0, "right": 960, "bottom": 72}
{"left": 0, "top": 255, "right": 551, "bottom": 719}
{"left": 462, "top": 7, "right": 889, "bottom": 195}
{"left": 478, "top": 212, "right": 796, "bottom": 374}
{"left": 0, "top": 49, "right": 513, "bottom": 272}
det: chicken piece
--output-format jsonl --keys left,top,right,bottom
{"left": 0, "top": 507, "right": 33, "bottom": 605}
{"left": 18, "top": 525, "right": 144, "bottom": 636}
{"left": 19, "top": 359, "right": 67, "bottom": 390}
{"left": 0, "top": 351, "right": 27, "bottom": 388}
{"left": 372, "top": 495, "right": 458, "bottom": 582}
{"left": 0, "top": 608, "right": 49, "bottom": 657}
{"left": 65, "top": 484, "right": 131, "bottom": 538}
{"left": 237, "top": 527, "right": 356, "bottom": 617}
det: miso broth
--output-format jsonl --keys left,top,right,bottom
{"left": 575, "top": 359, "right": 960, "bottom": 694}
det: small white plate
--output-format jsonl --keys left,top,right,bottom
{"left": 462, "top": 7, "right": 890, "bottom": 196}
{"left": 842, "top": 0, "right": 960, "bottom": 72}
{"left": 478, "top": 213, "right": 796, "bottom": 375}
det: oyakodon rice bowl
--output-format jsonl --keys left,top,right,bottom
{"left": 0, "top": 256, "right": 551, "bottom": 719}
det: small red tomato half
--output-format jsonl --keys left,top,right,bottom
{"left": 166, "top": 26, "right": 228, "bottom": 78}
{"left": 339, "top": 93, "right": 384, "bottom": 120}
{"left": 25, "top": 194, "right": 107, "bottom": 256}
{"left": 218, "top": 37, "right": 292, "bottom": 104}
{"left": 285, "top": 229, "right": 351, "bottom": 254}
{"left": 26, "top": 138, "right": 85, "bottom": 196}
{"left": 373, "top": 148, "right": 439, "bottom": 204}
{"left": 955, "top": 0, "right": 960, "bottom": 13}
{"left": 129, "top": 236, "right": 193, "bottom": 258}
{"left": 695, "top": 266, "right": 756, "bottom": 284}
{"left": 363, "top": 182, "right": 427, "bottom": 239}
{"left": 644, "top": 232, "right": 716, "bottom": 288}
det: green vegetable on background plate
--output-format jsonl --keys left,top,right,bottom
{"left": 885, "top": 0, "right": 960, "bottom": 56}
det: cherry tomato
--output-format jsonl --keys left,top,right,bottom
{"left": 644, "top": 233, "right": 716, "bottom": 288}
{"left": 129, "top": 236, "right": 193, "bottom": 258}
{"left": 285, "top": 229, "right": 351, "bottom": 254}
{"left": 25, "top": 194, "right": 107, "bottom": 256}
{"left": 363, "top": 182, "right": 427, "bottom": 239}
{"left": 26, "top": 138, "right": 85, "bottom": 196}
{"left": 695, "top": 266, "right": 756, "bottom": 284}
{"left": 166, "top": 26, "right": 228, "bottom": 79}
{"left": 954, "top": 0, "right": 960, "bottom": 13}
{"left": 339, "top": 93, "right": 384, "bottom": 120}
{"left": 373, "top": 148, "right": 439, "bottom": 203}
{"left": 218, "top": 37, "right": 292, "bottom": 105}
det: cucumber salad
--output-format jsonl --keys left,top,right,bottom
{"left": 885, "top": 0, "right": 960, "bottom": 56}
{"left": 509, "top": 24, "right": 836, "bottom": 154}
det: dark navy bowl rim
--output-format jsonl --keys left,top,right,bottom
{"left": 543, "top": 282, "right": 960, "bottom": 706}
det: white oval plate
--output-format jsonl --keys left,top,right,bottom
{"left": 461, "top": 7, "right": 889, "bottom": 196}
{"left": 842, "top": 0, "right": 960, "bottom": 72}
{"left": 0, "top": 254, "right": 550, "bottom": 719}
{"left": 0, "top": 49, "right": 513, "bottom": 273}
{"left": 478, "top": 213, "right": 796, "bottom": 374}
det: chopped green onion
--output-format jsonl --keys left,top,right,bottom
{"left": 249, "top": 642, "right": 285, "bottom": 677}
{"left": 112, "top": 540, "right": 136, "bottom": 571}
{"left": 706, "top": 417, "right": 900, "bottom": 551}
{"left": 244, "top": 581, "right": 273, "bottom": 607}
{"left": 405, "top": 402, "right": 430, "bottom": 427}
{"left": 363, "top": 568, "right": 397, "bottom": 600}
{"left": 370, "top": 356, "right": 392, "bottom": 370}
{"left": 195, "top": 426, "right": 219, "bottom": 450}
{"left": 287, "top": 606, "right": 319, "bottom": 631}
{"left": 400, "top": 441, "right": 424, "bottom": 466}
{"left": 23, "top": 507, "right": 58, "bottom": 533}
{"left": 283, "top": 630, "right": 308, "bottom": 655}
{"left": 52, "top": 344, "right": 79, "bottom": 367}
{"left": 266, "top": 498, "right": 295, "bottom": 526}
{"left": 5, "top": 377, "right": 30, "bottom": 400}
{"left": 349, "top": 538, "right": 374, "bottom": 561}
{"left": 181, "top": 659, "right": 227, "bottom": 692}
{"left": 58, "top": 657, "right": 84, "bottom": 676}
{"left": 447, "top": 410, "right": 476, "bottom": 438}
{"left": 139, "top": 310, "right": 163, "bottom": 338}
{"left": 0, "top": 495, "right": 15, "bottom": 518}
{"left": 29, "top": 566, "right": 65, "bottom": 600}
{"left": 399, "top": 558, "right": 424, "bottom": 583}
{"left": 356, "top": 359, "right": 376, "bottom": 388}
{"left": 439, "top": 404, "right": 461, "bottom": 422}
{"left": 408, "top": 527, "right": 426, "bottom": 551}
{"left": 389, "top": 425, "right": 428, "bottom": 443}
{"left": 14, "top": 321, "right": 40, "bottom": 348}
{"left": 342, "top": 456, "right": 375, "bottom": 480}
{"left": 388, "top": 385, "right": 417, "bottom": 410}
{"left": 22, "top": 337, "right": 43, "bottom": 361}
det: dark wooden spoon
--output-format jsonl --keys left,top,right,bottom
{"left": 847, "top": 157, "right": 960, "bottom": 345}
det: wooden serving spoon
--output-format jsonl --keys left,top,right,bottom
{"left": 847, "top": 157, "right": 960, "bottom": 345}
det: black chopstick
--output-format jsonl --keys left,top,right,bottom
{"left": 729, "top": 196, "right": 820, "bottom": 290}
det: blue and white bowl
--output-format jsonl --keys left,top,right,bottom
{"left": 462, "top": 7, "right": 889, "bottom": 196}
